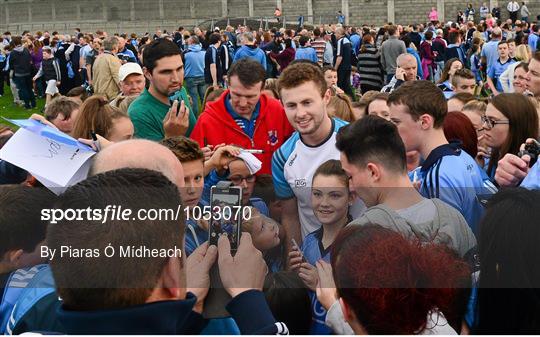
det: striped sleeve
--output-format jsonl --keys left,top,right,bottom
{"left": 272, "top": 145, "right": 294, "bottom": 199}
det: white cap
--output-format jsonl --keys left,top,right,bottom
{"left": 118, "top": 62, "right": 143, "bottom": 82}
{"left": 214, "top": 26, "right": 220, "bottom": 32}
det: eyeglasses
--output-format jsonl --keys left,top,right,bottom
{"left": 229, "top": 175, "right": 256, "bottom": 185}
{"left": 481, "top": 115, "right": 510, "bottom": 129}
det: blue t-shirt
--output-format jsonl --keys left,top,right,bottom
{"left": 301, "top": 227, "right": 333, "bottom": 335}
{"left": 480, "top": 40, "right": 501, "bottom": 72}
{"left": 409, "top": 142, "right": 497, "bottom": 235}
{"left": 487, "top": 58, "right": 516, "bottom": 92}
{"left": 294, "top": 47, "right": 318, "bottom": 63}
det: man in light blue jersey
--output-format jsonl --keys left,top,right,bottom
{"left": 387, "top": 80, "right": 493, "bottom": 235}
{"left": 337, "top": 115, "right": 476, "bottom": 258}
{"left": 272, "top": 62, "right": 363, "bottom": 249}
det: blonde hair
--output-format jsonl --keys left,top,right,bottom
{"left": 462, "top": 100, "right": 487, "bottom": 115}
{"left": 116, "top": 95, "right": 139, "bottom": 114}
{"left": 514, "top": 44, "right": 532, "bottom": 62}
{"left": 327, "top": 94, "right": 355, "bottom": 122}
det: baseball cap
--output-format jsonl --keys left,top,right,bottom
{"left": 118, "top": 62, "right": 143, "bottom": 82}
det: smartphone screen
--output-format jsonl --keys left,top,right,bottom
{"left": 168, "top": 91, "right": 181, "bottom": 115}
{"left": 209, "top": 186, "right": 242, "bottom": 251}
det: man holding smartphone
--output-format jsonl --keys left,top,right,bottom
{"left": 128, "top": 39, "right": 197, "bottom": 141}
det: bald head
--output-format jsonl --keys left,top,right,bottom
{"left": 90, "top": 140, "right": 185, "bottom": 188}
{"left": 397, "top": 53, "right": 418, "bottom": 81}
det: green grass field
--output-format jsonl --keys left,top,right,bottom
{"left": 0, "top": 86, "right": 44, "bottom": 127}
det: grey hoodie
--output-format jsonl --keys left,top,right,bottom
{"left": 349, "top": 198, "right": 477, "bottom": 258}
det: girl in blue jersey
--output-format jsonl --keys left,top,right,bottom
{"left": 289, "top": 159, "right": 353, "bottom": 334}
{"left": 437, "top": 58, "right": 463, "bottom": 99}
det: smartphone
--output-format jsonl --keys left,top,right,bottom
{"left": 168, "top": 90, "right": 182, "bottom": 116}
{"left": 209, "top": 185, "right": 242, "bottom": 252}
{"left": 291, "top": 238, "right": 306, "bottom": 263}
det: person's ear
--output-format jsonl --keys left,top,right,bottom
{"left": 143, "top": 67, "right": 152, "bottom": 81}
{"left": 339, "top": 297, "right": 353, "bottom": 323}
{"left": 419, "top": 114, "right": 434, "bottom": 130}
{"left": 323, "top": 88, "right": 332, "bottom": 105}
{"left": 2, "top": 249, "right": 24, "bottom": 268}
{"left": 161, "top": 256, "right": 183, "bottom": 299}
{"left": 366, "top": 162, "right": 381, "bottom": 182}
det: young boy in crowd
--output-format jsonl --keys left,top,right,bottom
{"left": 452, "top": 68, "right": 477, "bottom": 96}
{"left": 487, "top": 41, "right": 516, "bottom": 95}
{"left": 0, "top": 185, "right": 55, "bottom": 332}
{"left": 160, "top": 137, "right": 209, "bottom": 256}
{"left": 32, "top": 47, "right": 61, "bottom": 108}
{"left": 241, "top": 207, "right": 283, "bottom": 272}
{"left": 43, "top": 96, "right": 80, "bottom": 135}
{"left": 322, "top": 65, "right": 344, "bottom": 95}
{"left": 387, "top": 81, "right": 492, "bottom": 235}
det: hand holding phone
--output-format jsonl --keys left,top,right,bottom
{"left": 163, "top": 99, "right": 190, "bottom": 138}
{"left": 288, "top": 238, "right": 306, "bottom": 271}
{"left": 395, "top": 66, "right": 406, "bottom": 81}
{"left": 217, "top": 233, "right": 268, "bottom": 298}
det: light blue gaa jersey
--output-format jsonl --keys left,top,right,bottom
{"left": 521, "top": 160, "right": 540, "bottom": 190}
{"left": 272, "top": 118, "right": 365, "bottom": 238}
{"left": 408, "top": 142, "right": 497, "bottom": 236}
{"left": 302, "top": 227, "right": 333, "bottom": 335}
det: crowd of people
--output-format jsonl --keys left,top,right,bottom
{"left": 1, "top": 2, "right": 540, "bottom": 334}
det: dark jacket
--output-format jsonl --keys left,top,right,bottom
{"left": 0, "top": 160, "right": 27, "bottom": 185}
{"left": 57, "top": 290, "right": 283, "bottom": 334}
{"left": 8, "top": 46, "right": 33, "bottom": 77}
{"left": 269, "top": 47, "right": 295, "bottom": 71}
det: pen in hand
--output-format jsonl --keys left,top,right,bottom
{"left": 90, "top": 131, "right": 101, "bottom": 152}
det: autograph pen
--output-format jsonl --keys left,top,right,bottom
{"left": 90, "top": 131, "right": 101, "bottom": 152}
{"left": 242, "top": 149, "right": 264, "bottom": 154}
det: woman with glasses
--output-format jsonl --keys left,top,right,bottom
{"left": 483, "top": 93, "right": 539, "bottom": 179}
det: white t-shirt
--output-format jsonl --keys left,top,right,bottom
{"left": 272, "top": 118, "right": 364, "bottom": 237}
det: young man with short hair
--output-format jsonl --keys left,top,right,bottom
{"left": 333, "top": 27, "right": 354, "bottom": 98}
{"left": 452, "top": 68, "right": 477, "bottom": 95}
{"left": 387, "top": 80, "right": 493, "bottom": 235}
{"left": 183, "top": 35, "right": 207, "bottom": 115}
{"left": 336, "top": 115, "right": 476, "bottom": 258}
{"left": 273, "top": 62, "right": 363, "bottom": 245}
{"left": 128, "top": 39, "right": 197, "bottom": 140}
{"left": 294, "top": 35, "right": 318, "bottom": 63}
{"left": 487, "top": 41, "right": 516, "bottom": 95}
{"left": 204, "top": 33, "right": 223, "bottom": 89}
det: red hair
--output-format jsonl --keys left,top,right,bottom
{"left": 332, "top": 225, "right": 471, "bottom": 334}
{"left": 443, "top": 111, "right": 478, "bottom": 158}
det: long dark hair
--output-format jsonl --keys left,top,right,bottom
{"left": 486, "top": 94, "right": 539, "bottom": 176}
{"left": 475, "top": 188, "right": 540, "bottom": 333}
